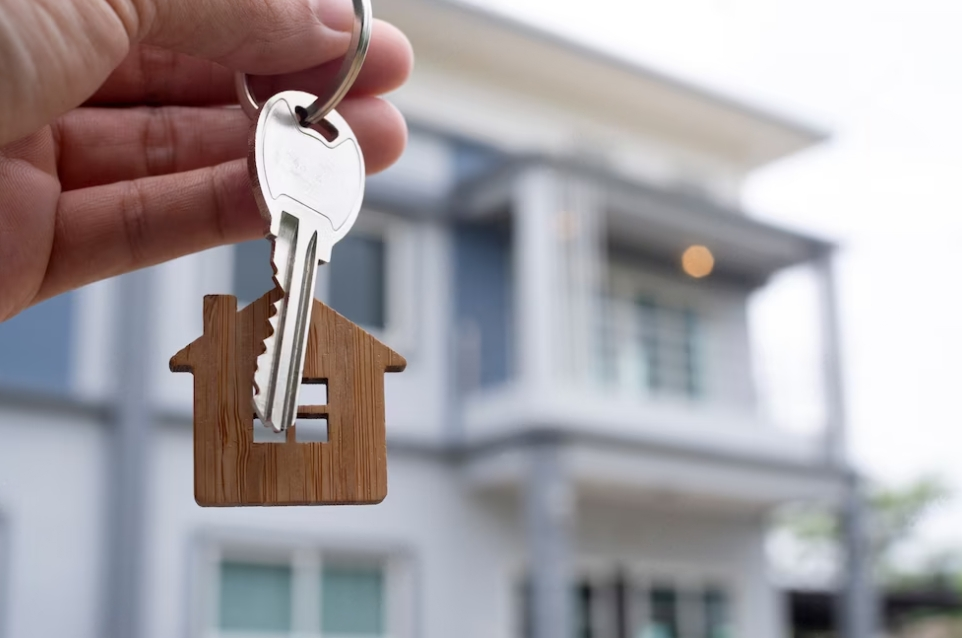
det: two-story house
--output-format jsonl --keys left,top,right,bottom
{"left": 0, "top": 0, "right": 855, "bottom": 637}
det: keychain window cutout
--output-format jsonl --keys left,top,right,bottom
{"left": 299, "top": 380, "right": 328, "bottom": 406}
{"left": 253, "top": 419, "right": 287, "bottom": 444}
{"left": 294, "top": 418, "right": 329, "bottom": 443}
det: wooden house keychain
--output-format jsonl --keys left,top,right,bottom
{"left": 170, "top": 0, "right": 406, "bottom": 507}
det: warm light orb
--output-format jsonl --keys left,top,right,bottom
{"left": 682, "top": 245, "right": 715, "bottom": 279}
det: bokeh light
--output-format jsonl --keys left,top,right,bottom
{"left": 682, "top": 245, "right": 715, "bottom": 279}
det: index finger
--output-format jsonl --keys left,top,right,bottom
{"left": 0, "top": 0, "right": 372, "bottom": 145}
{"left": 135, "top": 0, "right": 359, "bottom": 75}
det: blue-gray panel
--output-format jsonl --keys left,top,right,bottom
{"left": 453, "top": 139, "right": 504, "bottom": 182}
{"left": 454, "top": 223, "right": 513, "bottom": 387}
{"left": 233, "top": 239, "right": 274, "bottom": 305}
{"left": 329, "top": 235, "right": 386, "bottom": 330}
{"left": 0, "top": 293, "right": 74, "bottom": 394}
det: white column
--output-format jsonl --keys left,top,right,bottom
{"left": 557, "top": 178, "right": 605, "bottom": 386}
{"left": 814, "top": 252, "right": 847, "bottom": 467}
{"left": 104, "top": 268, "right": 154, "bottom": 638}
{"left": 525, "top": 439, "right": 574, "bottom": 638}
{"left": 513, "top": 167, "right": 562, "bottom": 394}
{"left": 513, "top": 168, "right": 606, "bottom": 392}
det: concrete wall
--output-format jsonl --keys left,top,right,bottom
{"left": 577, "top": 501, "right": 784, "bottom": 638}
{"left": 0, "top": 409, "right": 789, "bottom": 638}
{"left": 144, "top": 425, "right": 521, "bottom": 638}
{"left": 0, "top": 409, "right": 108, "bottom": 638}
{"left": 140, "top": 424, "right": 786, "bottom": 638}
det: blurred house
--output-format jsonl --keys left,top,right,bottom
{"left": 0, "top": 0, "right": 853, "bottom": 637}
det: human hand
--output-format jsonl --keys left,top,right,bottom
{"left": 0, "top": 0, "right": 413, "bottom": 321}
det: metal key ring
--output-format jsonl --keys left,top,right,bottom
{"left": 235, "top": 0, "right": 372, "bottom": 124}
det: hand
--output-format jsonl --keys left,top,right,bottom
{"left": 0, "top": 0, "right": 413, "bottom": 321}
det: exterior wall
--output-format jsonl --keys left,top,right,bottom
{"left": 144, "top": 425, "right": 522, "bottom": 638}
{"left": 577, "top": 501, "right": 784, "bottom": 638}
{"left": 0, "top": 410, "right": 793, "bottom": 638}
{"left": 143, "top": 424, "right": 786, "bottom": 638}
{"left": 0, "top": 409, "right": 108, "bottom": 638}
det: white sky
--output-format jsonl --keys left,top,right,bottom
{"left": 461, "top": 0, "right": 962, "bottom": 552}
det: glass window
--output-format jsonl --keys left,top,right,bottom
{"left": 233, "top": 240, "right": 275, "bottom": 306}
{"left": 647, "top": 586, "right": 679, "bottom": 638}
{"left": 321, "top": 565, "right": 385, "bottom": 635}
{"left": 219, "top": 562, "right": 292, "bottom": 633}
{"left": 573, "top": 582, "right": 593, "bottom": 638}
{"left": 328, "top": 235, "right": 386, "bottom": 330}
{"left": 216, "top": 557, "right": 389, "bottom": 637}
{"left": 704, "top": 588, "right": 731, "bottom": 638}
{"left": 0, "top": 293, "right": 73, "bottom": 394}
{"left": 519, "top": 575, "right": 731, "bottom": 638}
{"left": 635, "top": 298, "right": 702, "bottom": 399}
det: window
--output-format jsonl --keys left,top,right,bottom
{"left": 0, "top": 293, "right": 74, "bottom": 394}
{"left": 636, "top": 298, "right": 701, "bottom": 398}
{"left": 328, "top": 235, "right": 387, "bottom": 330}
{"left": 599, "top": 294, "right": 702, "bottom": 400}
{"left": 648, "top": 585, "right": 680, "bottom": 638}
{"left": 639, "top": 583, "right": 732, "bottom": 638}
{"left": 220, "top": 562, "right": 292, "bottom": 633}
{"left": 213, "top": 554, "right": 390, "bottom": 638}
{"left": 322, "top": 565, "right": 385, "bottom": 635}
{"left": 454, "top": 222, "right": 513, "bottom": 390}
{"left": 519, "top": 574, "right": 733, "bottom": 638}
{"left": 703, "top": 588, "right": 732, "bottom": 638}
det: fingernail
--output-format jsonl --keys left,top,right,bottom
{"left": 310, "top": 0, "right": 355, "bottom": 33}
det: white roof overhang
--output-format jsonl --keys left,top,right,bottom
{"left": 377, "top": 0, "right": 828, "bottom": 168}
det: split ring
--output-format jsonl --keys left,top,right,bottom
{"left": 235, "top": 0, "right": 372, "bottom": 124}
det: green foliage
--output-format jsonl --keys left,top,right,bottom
{"left": 778, "top": 474, "right": 958, "bottom": 590}
{"left": 869, "top": 475, "right": 952, "bottom": 562}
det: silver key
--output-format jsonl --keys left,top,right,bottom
{"left": 249, "top": 90, "right": 365, "bottom": 432}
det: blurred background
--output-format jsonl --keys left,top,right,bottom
{"left": 2, "top": 0, "right": 961, "bottom": 637}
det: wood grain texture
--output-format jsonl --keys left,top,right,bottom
{"left": 170, "top": 290, "right": 406, "bottom": 507}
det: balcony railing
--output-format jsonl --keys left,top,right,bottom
{"left": 594, "top": 296, "right": 703, "bottom": 402}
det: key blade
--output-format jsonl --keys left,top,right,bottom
{"left": 253, "top": 213, "right": 320, "bottom": 432}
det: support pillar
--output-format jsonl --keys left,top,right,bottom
{"left": 524, "top": 439, "right": 574, "bottom": 638}
{"left": 815, "top": 252, "right": 848, "bottom": 467}
{"left": 815, "top": 252, "right": 878, "bottom": 637}
{"left": 513, "top": 168, "right": 562, "bottom": 394}
{"left": 103, "top": 268, "right": 153, "bottom": 638}
{"left": 839, "top": 472, "right": 878, "bottom": 638}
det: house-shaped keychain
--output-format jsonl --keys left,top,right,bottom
{"left": 170, "top": 290, "right": 406, "bottom": 507}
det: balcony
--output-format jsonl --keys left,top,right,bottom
{"left": 452, "top": 159, "right": 846, "bottom": 506}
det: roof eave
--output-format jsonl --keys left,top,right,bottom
{"left": 378, "top": 0, "right": 830, "bottom": 165}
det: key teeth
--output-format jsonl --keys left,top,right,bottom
{"left": 253, "top": 294, "right": 283, "bottom": 399}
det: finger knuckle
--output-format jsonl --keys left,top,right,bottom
{"left": 118, "top": 180, "right": 150, "bottom": 266}
{"left": 142, "top": 106, "right": 178, "bottom": 176}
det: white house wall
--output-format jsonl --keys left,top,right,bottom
{"left": 144, "top": 424, "right": 787, "bottom": 638}
{"left": 145, "top": 425, "right": 521, "bottom": 638}
{"left": 0, "top": 409, "right": 108, "bottom": 638}
{"left": 577, "top": 501, "right": 784, "bottom": 638}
